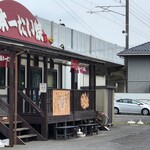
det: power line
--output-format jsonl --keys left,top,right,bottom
{"left": 114, "top": 0, "right": 150, "bottom": 43}
{"left": 129, "top": 2, "right": 150, "bottom": 25}
{"left": 120, "top": 0, "right": 150, "bottom": 30}
{"left": 70, "top": 0, "right": 96, "bottom": 13}
{"left": 55, "top": 0, "right": 126, "bottom": 54}
{"left": 61, "top": 0, "right": 102, "bottom": 37}
{"left": 129, "top": 10, "right": 150, "bottom": 29}
{"left": 70, "top": 0, "right": 125, "bottom": 28}
{"left": 55, "top": 0, "right": 103, "bottom": 39}
{"left": 70, "top": 0, "right": 148, "bottom": 45}
{"left": 55, "top": 0, "right": 150, "bottom": 47}
{"left": 130, "top": 0, "right": 150, "bottom": 21}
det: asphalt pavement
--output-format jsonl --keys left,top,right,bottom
{"left": 2, "top": 114, "right": 150, "bottom": 150}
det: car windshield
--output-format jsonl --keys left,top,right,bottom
{"left": 131, "top": 100, "right": 139, "bottom": 104}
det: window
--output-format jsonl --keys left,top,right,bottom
{"left": 0, "top": 68, "right": 5, "bottom": 87}
{"left": 30, "top": 67, "right": 42, "bottom": 88}
{"left": 122, "top": 99, "right": 128, "bottom": 103}
{"left": 116, "top": 99, "right": 123, "bottom": 103}
{"left": 20, "top": 65, "right": 25, "bottom": 89}
{"left": 128, "top": 99, "right": 132, "bottom": 103}
{"left": 47, "top": 69, "right": 57, "bottom": 88}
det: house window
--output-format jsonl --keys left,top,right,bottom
{"left": 0, "top": 68, "right": 5, "bottom": 87}
{"left": 30, "top": 67, "right": 42, "bottom": 88}
{"left": 20, "top": 65, "right": 25, "bottom": 89}
{"left": 47, "top": 69, "right": 57, "bottom": 88}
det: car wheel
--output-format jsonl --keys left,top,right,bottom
{"left": 142, "top": 109, "right": 149, "bottom": 115}
{"left": 114, "top": 107, "right": 119, "bottom": 114}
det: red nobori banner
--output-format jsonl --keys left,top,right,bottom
{"left": 71, "top": 60, "right": 87, "bottom": 74}
{"left": 0, "top": 54, "right": 10, "bottom": 67}
{"left": 79, "top": 66, "right": 87, "bottom": 74}
{"left": 71, "top": 59, "right": 79, "bottom": 69}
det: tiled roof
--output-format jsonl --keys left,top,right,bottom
{"left": 118, "top": 42, "right": 150, "bottom": 56}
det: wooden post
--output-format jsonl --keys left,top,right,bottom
{"left": 41, "top": 56, "right": 48, "bottom": 139}
{"left": 14, "top": 51, "right": 26, "bottom": 144}
{"left": 89, "top": 64, "right": 96, "bottom": 110}
{"left": 14, "top": 54, "right": 17, "bottom": 145}
{"left": 58, "top": 64, "right": 62, "bottom": 89}
{"left": 17, "top": 55, "right": 21, "bottom": 114}
{"left": 89, "top": 64, "right": 96, "bottom": 90}
{"left": 71, "top": 68, "right": 78, "bottom": 89}
{"left": 9, "top": 51, "right": 15, "bottom": 147}
{"left": 26, "top": 54, "right": 30, "bottom": 112}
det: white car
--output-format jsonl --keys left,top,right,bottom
{"left": 114, "top": 98, "right": 150, "bottom": 115}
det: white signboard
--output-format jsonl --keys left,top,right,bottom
{"left": 39, "top": 83, "right": 47, "bottom": 93}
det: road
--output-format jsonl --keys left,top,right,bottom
{"left": 2, "top": 114, "right": 150, "bottom": 150}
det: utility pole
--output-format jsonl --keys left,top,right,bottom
{"left": 87, "top": 0, "right": 129, "bottom": 92}
{"left": 87, "top": 0, "right": 129, "bottom": 49}
{"left": 125, "top": 0, "right": 129, "bottom": 49}
{"left": 124, "top": 0, "right": 129, "bottom": 93}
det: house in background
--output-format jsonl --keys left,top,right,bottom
{"left": 118, "top": 42, "right": 150, "bottom": 93}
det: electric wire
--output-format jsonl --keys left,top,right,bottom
{"left": 129, "top": 4, "right": 150, "bottom": 29}
{"left": 55, "top": 0, "right": 150, "bottom": 47}
{"left": 68, "top": 0, "right": 127, "bottom": 47}
{"left": 130, "top": 0, "right": 150, "bottom": 22}
{"left": 60, "top": 0, "right": 102, "bottom": 38}
{"left": 70, "top": 0, "right": 125, "bottom": 33}
{"left": 117, "top": 0, "right": 150, "bottom": 41}
{"left": 55, "top": 0, "right": 103, "bottom": 39}
{"left": 71, "top": 0, "right": 146, "bottom": 45}
{"left": 130, "top": 11, "right": 150, "bottom": 29}
{"left": 120, "top": 0, "right": 150, "bottom": 29}
{"left": 55, "top": 0, "right": 125, "bottom": 54}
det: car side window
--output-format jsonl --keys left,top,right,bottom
{"left": 123, "top": 99, "right": 128, "bottom": 103}
{"left": 116, "top": 99, "right": 123, "bottom": 103}
{"left": 128, "top": 99, "right": 132, "bottom": 103}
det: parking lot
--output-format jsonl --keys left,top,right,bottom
{"left": 4, "top": 114, "right": 150, "bottom": 150}
{"left": 114, "top": 114, "right": 150, "bottom": 125}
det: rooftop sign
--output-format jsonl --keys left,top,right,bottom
{"left": 0, "top": 0, "right": 50, "bottom": 47}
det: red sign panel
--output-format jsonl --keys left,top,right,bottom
{"left": 0, "top": 0, "right": 50, "bottom": 47}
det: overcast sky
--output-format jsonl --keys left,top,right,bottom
{"left": 15, "top": 0, "right": 150, "bottom": 48}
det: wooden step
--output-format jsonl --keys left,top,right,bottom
{"left": 15, "top": 127, "right": 30, "bottom": 132}
{"left": 18, "top": 134, "right": 37, "bottom": 139}
{"left": 3, "top": 121, "right": 22, "bottom": 125}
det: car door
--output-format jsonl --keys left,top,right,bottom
{"left": 123, "top": 99, "right": 141, "bottom": 114}
{"left": 117, "top": 99, "right": 137, "bottom": 113}
{"left": 115, "top": 99, "right": 129, "bottom": 113}
{"left": 115, "top": 99, "right": 124, "bottom": 113}
{"left": 129, "top": 100, "right": 142, "bottom": 114}
{"left": 121, "top": 99, "right": 131, "bottom": 113}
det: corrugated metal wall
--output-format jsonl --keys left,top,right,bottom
{"left": 37, "top": 16, "right": 124, "bottom": 65}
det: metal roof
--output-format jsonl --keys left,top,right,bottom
{"left": 118, "top": 42, "right": 150, "bottom": 56}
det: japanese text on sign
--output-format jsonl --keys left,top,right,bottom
{"left": 0, "top": 8, "right": 44, "bottom": 42}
